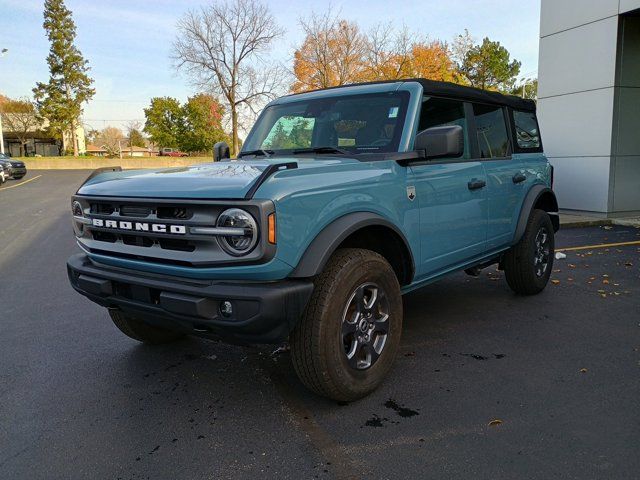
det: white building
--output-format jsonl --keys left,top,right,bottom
{"left": 538, "top": 0, "right": 640, "bottom": 216}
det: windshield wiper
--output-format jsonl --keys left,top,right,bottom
{"left": 237, "top": 149, "right": 274, "bottom": 158}
{"left": 291, "top": 146, "right": 350, "bottom": 155}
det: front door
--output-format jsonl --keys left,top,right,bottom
{"left": 409, "top": 96, "right": 488, "bottom": 279}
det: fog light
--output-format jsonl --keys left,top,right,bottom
{"left": 220, "top": 300, "right": 233, "bottom": 318}
{"left": 72, "top": 200, "right": 83, "bottom": 217}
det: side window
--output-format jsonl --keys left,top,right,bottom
{"left": 513, "top": 110, "right": 541, "bottom": 150}
{"left": 472, "top": 104, "right": 510, "bottom": 158}
{"left": 418, "top": 96, "right": 470, "bottom": 159}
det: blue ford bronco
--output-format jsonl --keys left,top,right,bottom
{"left": 67, "top": 79, "right": 559, "bottom": 401}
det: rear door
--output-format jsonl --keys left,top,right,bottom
{"left": 470, "top": 103, "right": 522, "bottom": 251}
{"left": 409, "top": 96, "right": 488, "bottom": 278}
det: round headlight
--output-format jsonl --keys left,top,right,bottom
{"left": 216, "top": 208, "right": 258, "bottom": 256}
{"left": 72, "top": 201, "right": 83, "bottom": 217}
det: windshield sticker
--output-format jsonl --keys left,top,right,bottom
{"left": 388, "top": 107, "right": 399, "bottom": 118}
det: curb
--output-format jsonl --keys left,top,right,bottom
{"left": 560, "top": 219, "right": 613, "bottom": 229}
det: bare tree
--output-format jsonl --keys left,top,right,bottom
{"left": 95, "top": 126, "right": 124, "bottom": 157}
{"left": 0, "top": 98, "right": 41, "bottom": 157}
{"left": 364, "top": 23, "right": 412, "bottom": 81}
{"left": 173, "top": 0, "right": 285, "bottom": 155}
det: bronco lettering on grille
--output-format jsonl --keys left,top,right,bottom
{"left": 91, "top": 218, "right": 186, "bottom": 234}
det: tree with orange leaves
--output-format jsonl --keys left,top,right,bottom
{"left": 292, "top": 12, "right": 368, "bottom": 92}
{"left": 292, "top": 13, "right": 463, "bottom": 92}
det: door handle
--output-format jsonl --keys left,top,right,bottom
{"left": 467, "top": 179, "right": 486, "bottom": 191}
{"left": 512, "top": 172, "right": 526, "bottom": 184}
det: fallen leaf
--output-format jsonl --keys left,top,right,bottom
{"left": 551, "top": 279, "right": 560, "bottom": 285}
{"left": 568, "top": 264, "right": 576, "bottom": 268}
{"left": 488, "top": 419, "right": 503, "bottom": 427}
{"left": 580, "top": 368, "right": 588, "bottom": 373}
{"left": 590, "top": 276, "right": 596, "bottom": 281}
{"left": 603, "top": 274, "right": 609, "bottom": 278}
{"left": 568, "top": 277, "right": 574, "bottom": 281}
{"left": 603, "top": 279, "right": 610, "bottom": 285}
{"left": 625, "top": 262, "right": 634, "bottom": 267}
{"left": 600, "top": 294, "right": 607, "bottom": 298}
{"left": 598, "top": 290, "right": 606, "bottom": 294}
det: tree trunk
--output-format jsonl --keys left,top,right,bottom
{"left": 231, "top": 106, "right": 239, "bottom": 157}
{"left": 71, "top": 121, "right": 79, "bottom": 157}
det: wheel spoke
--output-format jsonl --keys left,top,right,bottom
{"left": 364, "top": 287, "right": 378, "bottom": 311}
{"left": 374, "top": 314, "right": 389, "bottom": 334}
{"left": 355, "top": 286, "right": 365, "bottom": 313}
{"left": 363, "top": 344, "right": 380, "bottom": 367}
{"left": 342, "top": 318, "right": 358, "bottom": 335}
{"left": 347, "top": 343, "right": 363, "bottom": 369}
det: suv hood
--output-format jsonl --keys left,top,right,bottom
{"left": 77, "top": 158, "right": 358, "bottom": 199}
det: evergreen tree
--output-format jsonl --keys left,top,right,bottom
{"left": 459, "top": 37, "right": 521, "bottom": 92}
{"left": 33, "top": 0, "right": 94, "bottom": 156}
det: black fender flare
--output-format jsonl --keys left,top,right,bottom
{"left": 289, "top": 212, "right": 415, "bottom": 281}
{"left": 513, "top": 185, "right": 559, "bottom": 243}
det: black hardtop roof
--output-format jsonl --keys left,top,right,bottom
{"left": 415, "top": 78, "right": 536, "bottom": 112}
{"left": 289, "top": 78, "right": 536, "bottom": 112}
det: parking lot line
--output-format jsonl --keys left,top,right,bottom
{"left": 557, "top": 240, "right": 640, "bottom": 252}
{"left": 1, "top": 175, "right": 42, "bottom": 190}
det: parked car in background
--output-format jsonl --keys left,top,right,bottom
{"left": 159, "top": 148, "right": 188, "bottom": 157}
{"left": 0, "top": 153, "right": 27, "bottom": 180}
{"left": 0, "top": 161, "right": 9, "bottom": 185}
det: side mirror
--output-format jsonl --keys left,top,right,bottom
{"left": 414, "top": 125, "right": 463, "bottom": 160}
{"left": 213, "top": 141, "right": 230, "bottom": 162}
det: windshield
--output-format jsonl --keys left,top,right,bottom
{"left": 242, "top": 91, "right": 409, "bottom": 155}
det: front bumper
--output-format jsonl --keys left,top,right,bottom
{"left": 10, "top": 167, "right": 26, "bottom": 178}
{"left": 67, "top": 253, "right": 314, "bottom": 344}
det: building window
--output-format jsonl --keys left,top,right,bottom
{"left": 473, "top": 104, "right": 510, "bottom": 158}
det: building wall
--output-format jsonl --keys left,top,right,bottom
{"left": 538, "top": 0, "right": 640, "bottom": 214}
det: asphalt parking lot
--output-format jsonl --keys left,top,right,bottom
{"left": 1, "top": 170, "right": 639, "bottom": 480}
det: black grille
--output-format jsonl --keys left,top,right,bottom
{"left": 122, "top": 234, "right": 154, "bottom": 247}
{"left": 90, "top": 203, "right": 114, "bottom": 215}
{"left": 157, "top": 206, "right": 191, "bottom": 219}
{"left": 93, "top": 231, "right": 117, "bottom": 243}
{"left": 120, "top": 205, "right": 151, "bottom": 217}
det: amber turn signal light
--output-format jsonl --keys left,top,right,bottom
{"left": 268, "top": 213, "right": 276, "bottom": 244}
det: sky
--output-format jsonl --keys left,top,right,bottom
{"left": 0, "top": 0, "right": 541, "bottom": 132}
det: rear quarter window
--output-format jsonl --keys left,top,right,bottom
{"left": 513, "top": 110, "right": 542, "bottom": 152}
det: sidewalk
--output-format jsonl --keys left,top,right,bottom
{"left": 560, "top": 212, "right": 640, "bottom": 228}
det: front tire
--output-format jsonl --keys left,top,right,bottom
{"left": 108, "top": 309, "right": 185, "bottom": 344}
{"left": 504, "top": 209, "right": 555, "bottom": 295}
{"left": 290, "top": 248, "right": 403, "bottom": 402}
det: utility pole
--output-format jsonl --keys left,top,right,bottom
{"left": 0, "top": 48, "right": 7, "bottom": 154}
{"left": 0, "top": 113, "right": 4, "bottom": 155}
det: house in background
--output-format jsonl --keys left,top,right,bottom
{"left": 85, "top": 144, "right": 108, "bottom": 156}
{"left": 1, "top": 116, "right": 87, "bottom": 156}
{"left": 85, "top": 143, "right": 158, "bottom": 158}
{"left": 121, "top": 145, "right": 158, "bottom": 157}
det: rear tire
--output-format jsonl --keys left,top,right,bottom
{"left": 290, "top": 248, "right": 403, "bottom": 402}
{"left": 108, "top": 309, "right": 185, "bottom": 344}
{"left": 504, "top": 209, "right": 555, "bottom": 295}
